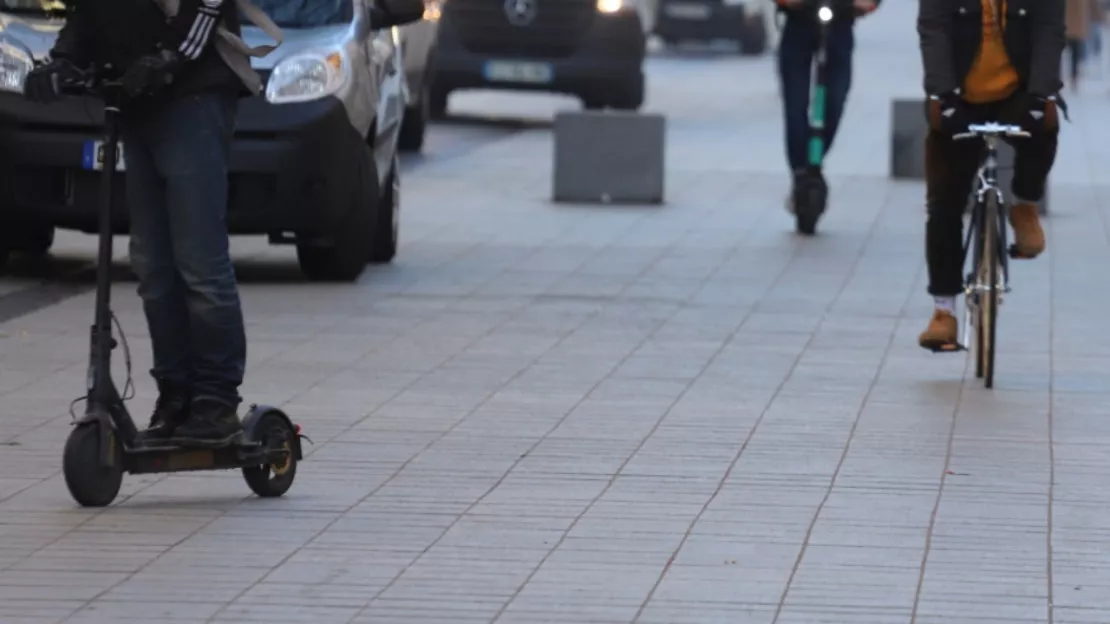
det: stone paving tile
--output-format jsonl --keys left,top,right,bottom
{"left": 4, "top": 2, "right": 1110, "bottom": 623}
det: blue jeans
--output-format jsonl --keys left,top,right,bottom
{"left": 122, "top": 92, "right": 246, "bottom": 406}
{"left": 778, "top": 17, "right": 854, "bottom": 171}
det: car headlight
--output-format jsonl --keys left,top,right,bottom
{"left": 265, "top": 50, "right": 347, "bottom": 104}
{"left": 597, "top": 0, "right": 629, "bottom": 13}
{"left": 0, "top": 37, "right": 32, "bottom": 94}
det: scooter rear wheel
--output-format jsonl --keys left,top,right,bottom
{"left": 63, "top": 422, "right": 123, "bottom": 508}
{"left": 242, "top": 413, "right": 298, "bottom": 498}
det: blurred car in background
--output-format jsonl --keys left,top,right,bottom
{"left": 398, "top": 0, "right": 440, "bottom": 152}
{"left": 429, "top": 0, "right": 646, "bottom": 114}
{"left": 0, "top": 0, "right": 417, "bottom": 282}
{"left": 653, "top": 0, "right": 771, "bottom": 55}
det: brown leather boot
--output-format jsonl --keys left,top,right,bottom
{"left": 919, "top": 310, "right": 959, "bottom": 351}
{"left": 1009, "top": 202, "right": 1045, "bottom": 258}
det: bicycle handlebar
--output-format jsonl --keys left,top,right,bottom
{"left": 953, "top": 123, "right": 1030, "bottom": 140}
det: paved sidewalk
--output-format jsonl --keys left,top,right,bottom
{"left": 4, "top": 3, "right": 1110, "bottom": 623}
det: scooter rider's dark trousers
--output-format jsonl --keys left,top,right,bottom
{"left": 924, "top": 93, "right": 1057, "bottom": 296}
{"left": 122, "top": 91, "right": 247, "bottom": 407}
{"left": 778, "top": 16, "right": 854, "bottom": 171}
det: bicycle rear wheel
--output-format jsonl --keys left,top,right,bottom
{"left": 977, "top": 195, "right": 1000, "bottom": 388}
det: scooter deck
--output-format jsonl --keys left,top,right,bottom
{"left": 122, "top": 437, "right": 289, "bottom": 475}
{"left": 134, "top": 432, "right": 257, "bottom": 452}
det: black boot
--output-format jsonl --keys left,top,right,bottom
{"left": 169, "top": 399, "right": 243, "bottom": 447}
{"left": 139, "top": 380, "right": 191, "bottom": 443}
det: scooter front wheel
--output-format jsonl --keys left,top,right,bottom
{"left": 63, "top": 422, "right": 123, "bottom": 507}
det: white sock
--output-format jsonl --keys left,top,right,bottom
{"left": 934, "top": 296, "right": 956, "bottom": 314}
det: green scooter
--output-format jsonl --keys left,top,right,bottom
{"left": 792, "top": 0, "right": 851, "bottom": 235}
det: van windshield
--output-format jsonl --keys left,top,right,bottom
{"left": 250, "top": 0, "right": 352, "bottom": 28}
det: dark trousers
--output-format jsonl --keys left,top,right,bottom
{"left": 778, "top": 17, "right": 854, "bottom": 171}
{"left": 122, "top": 92, "right": 246, "bottom": 406}
{"left": 924, "top": 93, "right": 1057, "bottom": 296}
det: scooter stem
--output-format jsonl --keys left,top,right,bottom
{"left": 806, "top": 2, "right": 833, "bottom": 168}
{"left": 88, "top": 93, "right": 122, "bottom": 406}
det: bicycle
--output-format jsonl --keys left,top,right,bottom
{"left": 952, "top": 122, "right": 1030, "bottom": 389}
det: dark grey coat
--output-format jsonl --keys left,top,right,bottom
{"left": 918, "top": 0, "right": 1066, "bottom": 97}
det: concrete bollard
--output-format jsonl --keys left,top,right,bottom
{"left": 553, "top": 111, "right": 666, "bottom": 205}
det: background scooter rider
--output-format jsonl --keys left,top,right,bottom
{"left": 917, "top": 0, "right": 1065, "bottom": 351}
{"left": 23, "top": 0, "right": 257, "bottom": 445}
{"left": 774, "top": 0, "right": 880, "bottom": 212}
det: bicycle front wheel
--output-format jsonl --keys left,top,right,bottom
{"left": 977, "top": 195, "right": 1000, "bottom": 388}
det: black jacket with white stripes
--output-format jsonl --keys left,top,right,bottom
{"left": 51, "top": 0, "right": 246, "bottom": 102}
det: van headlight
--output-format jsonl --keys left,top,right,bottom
{"left": 0, "top": 38, "right": 33, "bottom": 94}
{"left": 265, "top": 50, "right": 347, "bottom": 104}
{"left": 597, "top": 0, "right": 630, "bottom": 13}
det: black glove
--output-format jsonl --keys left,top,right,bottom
{"left": 23, "top": 58, "right": 85, "bottom": 103}
{"left": 121, "top": 51, "right": 181, "bottom": 98}
{"left": 926, "top": 91, "right": 971, "bottom": 137}
{"left": 1019, "top": 95, "right": 1058, "bottom": 136}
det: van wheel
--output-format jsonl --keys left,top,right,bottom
{"left": 399, "top": 81, "right": 429, "bottom": 152}
{"left": 582, "top": 95, "right": 605, "bottom": 110}
{"left": 368, "top": 154, "right": 399, "bottom": 264}
{"left": 429, "top": 84, "right": 449, "bottom": 119}
{"left": 296, "top": 145, "right": 377, "bottom": 282}
{"left": 609, "top": 74, "right": 645, "bottom": 111}
{"left": 738, "top": 15, "right": 767, "bottom": 56}
{"left": 13, "top": 224, "right": 55, "bottom": 256}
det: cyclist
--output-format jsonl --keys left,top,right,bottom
{"left": 775, "top": 0, "right": 880, "bottom": 213}
{"left": 917, "top": 0, "right": 1065, "bottom": 351}
{"left": 23, "top": 0, "right": 279, "bottom": 444}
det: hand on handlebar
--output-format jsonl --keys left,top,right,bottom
{"left": 1018, "top": 94, "right": 1058, "bottom": 136}
{"left": 121, "top": 51, "right": 181, "bottom": 99}
{"left": 926, "top": 91, "right": 971, "bottom": 138}
{"left": 23, "top": 58, "right": 86, "bottom": 104}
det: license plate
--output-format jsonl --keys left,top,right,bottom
{"left": 664, "top": 2, "right": 711, "bottom": 19}
{"left": 83, "top": 140, "right": 126, "bottom": 172}
{"left": 483, "top": 61, "right": 554, "bottom": 84}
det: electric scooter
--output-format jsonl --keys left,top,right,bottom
{"left": 792, "top": 0, "right": 853, "bottom": 235}
{"left": 53, "top": 65, "right": 306, "bottom": 507}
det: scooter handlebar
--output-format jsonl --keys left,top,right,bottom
{"left": 33, "top": 60, "right": 122, "bottom": 98}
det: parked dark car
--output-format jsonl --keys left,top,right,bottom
{"left": 430, "top": 0, "right": 646, "bottom": 113}
{"left": 654, "top": 0, "right": 769, "bottom": 55}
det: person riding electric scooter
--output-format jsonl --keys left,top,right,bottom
{"left": 23, "top": 0, "right": 273, "bottom": 446}
{"left": 776, "top": 0, "right": 881, "bottom": 234}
